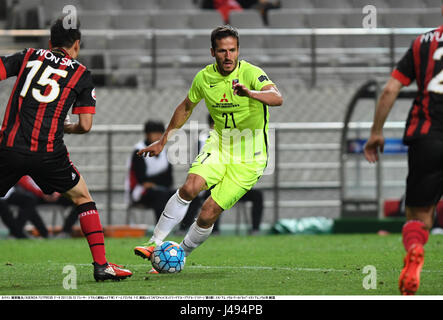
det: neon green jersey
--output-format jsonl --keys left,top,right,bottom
{"left": 188, "top": 60, "right": 274, "bottom": 163}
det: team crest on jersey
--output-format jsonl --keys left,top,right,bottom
{"left": 91, "top": 88, "right": 96, "bottom": 100}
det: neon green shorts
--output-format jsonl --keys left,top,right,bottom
{"left": 188, "top": 149, "right": 267, "bottom": 210}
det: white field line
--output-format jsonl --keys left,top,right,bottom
{"left": 40, "top": 263, "right": 443, "bottom": 274}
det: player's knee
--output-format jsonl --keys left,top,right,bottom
{"left": 179, "top": 182, "right": 201, "bottom": 201}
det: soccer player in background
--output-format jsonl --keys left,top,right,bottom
{"left": 134, "top": 25, "right": 282, "bottom": 261}
{"left": 0, "top": 18, "right": 132, "bottom": 281}
{"left": 364, "top": 22, "right": 443, "bottom": 294}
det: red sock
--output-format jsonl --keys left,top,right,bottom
{"left": 76, "top": 202, "right": 107, "bottom": 265}
{"left": 402, "top": 220, "right": 429, "bottom": 251}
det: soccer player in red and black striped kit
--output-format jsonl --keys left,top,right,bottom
{"left": 0, "top": 18, "right": 132, "bottom": 281}
{"left": 364, "top": 17, "right": 443, "bottom": 294}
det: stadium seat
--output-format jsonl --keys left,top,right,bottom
{"left": 41, "top": 0, "right": 81, "bottom": 23}
{"left": 150, "top": 12, "right": 190, "bottom": 29}
{"left": 419, "top": 12, "right": 443, "bottom": 29}
{"left": 79, "top": 0, "right": 120, "bottom": 11}
{"left": 187, "top": 35, "right": 211, "bottom": 50}
{"left": 78, "top": 12, "right": 111, "bottom": 29}
{"left": 188, "top": 10, "right": 225, "bottom": 29}
{"left": 107, "top": 36, "right": 150, "bottom": 72}
{"left": 119, "top": 0, "right": 159, "bottom": 11}
{"left": 314, "top": 0, "right": 352, "bottom": 9}
{"left": 379, "top": 12, "right": 423, "bottom": 48}
{"left": 81, "top": 35, "right": 108, "bottom": 50}
{"left": 423, "top": 0, "right": 442, "bottom": 7}
{"left": 150, "top": 11, "right": 189, "bottom": 64}
{"left": 308, "top": 13, "right": 345, "bottom": 48}
{"left": 111, "top": 13, "right": 150, "bottom": 29}
{"left": 108, "top": 36, "right": 148, "bottom": 51}
{"left": 158, "top": 0, "right": 196, "bottom": 10}
{"left": 343, "top": 12, "right": 388, "bottom": 47}
{"left": 267, "top": 10, "right": 307, "bottom": 28}
{"left": 379, "top": 12, "right": 422, "bottom": 28}
{"left": 348, "top": 0, "right": 389, "bottom": 9}
{"left": 385, "top": 0, "right": 426, "bottom": 8}
{"left": 229, "top": 10, "right": 265, "bottom": 29}
{"left": 280, "top": 0, "right": 314, "bottom": 9}
{"left": 266, "top": 10, "right": 309, "bottom": 56}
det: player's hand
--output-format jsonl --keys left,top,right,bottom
{"left": 137, "top": 140, "right": 164, "bottom": 157}
{"left": 233, "top": 83, "right": 251, "bottom": 97}
{"left": 364, "top": 133, "right": 385, "bottom": 163}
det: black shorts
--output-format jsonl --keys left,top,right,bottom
{"left": 406, "top": 139, "right": 443, "bottom": 207}
{"left": 0, "top": 147, "right": 81, "bottom": 197}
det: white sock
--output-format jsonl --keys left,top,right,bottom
{"left": 180, "top": 221, "right": 214, "bottom": 257}
{"left": 149, "top": 189, "right": 191, "bottom": 245}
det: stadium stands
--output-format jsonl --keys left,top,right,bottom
{"left": 0, "top": 0, "right": 439, "bottom": 228}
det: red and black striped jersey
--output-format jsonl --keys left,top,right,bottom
{"left": 392, "top": 25, "right": 443, "bottom": 144}
{"left": 0, "top": 47, "right": 96, "bottom": 153}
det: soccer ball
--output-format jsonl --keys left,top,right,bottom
{"left": 151, "top": 241, "right": 186, "bottom": 273}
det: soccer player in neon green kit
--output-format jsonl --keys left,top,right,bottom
{"left": 134, "top": 25, "right": 283, "bottom": 262}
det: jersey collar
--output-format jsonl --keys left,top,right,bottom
{"left": 51, "top": 47, "right": 72, "bottom": 59}
{"left": 212, "top": 60, "right": 241, "bottom": 80}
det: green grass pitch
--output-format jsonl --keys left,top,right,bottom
{"left": 0, "top": 234, "right": 442, "bottom": 296}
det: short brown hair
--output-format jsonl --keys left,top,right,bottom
{"left": 210, "top": 25, "right": 239, "bottom": 50}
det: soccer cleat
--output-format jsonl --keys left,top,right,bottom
{"left": 93, "top": 262, "right": 133, "bottom": 282}
{"left": 399, "top": 243, "right": 425, "bottom": 295}
{"left": 134, "top": 241, "right": 156, "bottom": 261}
{"left": 148, "top": 267, "right": 159, "bottom": 274}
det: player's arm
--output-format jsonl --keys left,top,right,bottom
{"left": 64, "top": 113, "right": 93, "bottom": 134}
{"left": 137, "top": 96, "right": 198, "bottom": 157}
{"left": 0, "top": 49, "right": 27, "bottom": 81}
{"left": 233, "top": 83, "right": 283, "bottom": 106}
{"left": 363, "top": 77, "right": 403, "bottom": 163}
{"left": 67, "top": 73, "right": 96, "bottom": 134}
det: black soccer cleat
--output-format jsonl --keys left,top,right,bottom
{"left": 93, "top": 262, "right": 133, "bottom": 282}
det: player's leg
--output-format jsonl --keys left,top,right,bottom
{"left": 0, "top": 148, "right": 25, "bottom": 198}
{"left": 179, "top": 164, "right": 256, "bottom": 257}
{"left": 31, "top": 151, "right": 131, "bottom": 281}
{"left": 398, "top": 140, "right": 443, "bottom": 295}
{"left": 134, "top": 143, "right": 226, "bottom": 260}
{"left": 63, "top": 176, "right": 132, "bottom": 281}
{"left": 134, "top": 174, "right": 206, "bottom": 260}
{"left": 0, "top": 149, "right": 28, "bottom": 238}
{"left": 399, "top": 205, "right": 432, "bottom": 295}
{"left": 180, "top": 195, "right": 223, "bottom": 256}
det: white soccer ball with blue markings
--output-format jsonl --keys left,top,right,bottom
{"left": 151, "top": 241, "right": 186, "bottom": 273}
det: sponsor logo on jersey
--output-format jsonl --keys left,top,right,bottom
{"left": 258, "top": 75, "right": 268, "bottom": 82}
{"left": 220, "top": 93, "right": 228, "bottom": 102}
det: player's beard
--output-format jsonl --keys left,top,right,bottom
{"left": 217, "top": 57, "right": 238, "bottom": 76}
